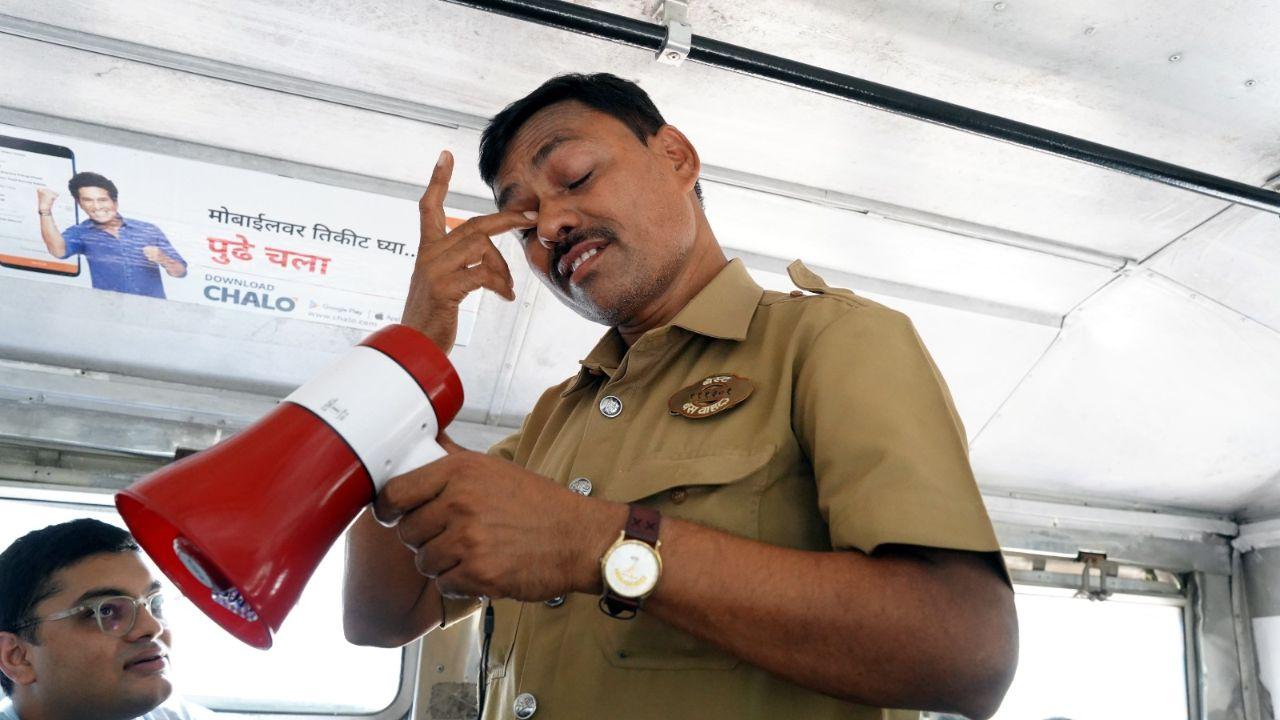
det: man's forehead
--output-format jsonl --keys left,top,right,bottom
{"left": 42, "top": 552, "right": 156, "bottom": 604}
{"left": 496, "top": 132, "right": 582, "bottom": 209}
{"left": 494, "top": 104, "right": 632, "bottom": 195}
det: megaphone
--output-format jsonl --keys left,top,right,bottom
{"left": 116, "top": 324, "right": 462, "bottom": 649}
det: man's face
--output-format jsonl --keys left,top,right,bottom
{"left": 494, "top": 102, "right": 699, "bottom": 326}
{"left": 22, "top": 552, "right": 173, "bottom": 719}
{"left": 75, "top": 186, "right": 118, "bottom": 225}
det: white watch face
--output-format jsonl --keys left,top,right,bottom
{"left": 603, "top": 540, "right": 660, "bottom": 598}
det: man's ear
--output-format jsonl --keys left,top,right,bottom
{"left": 0, "top": 631, "right": 37, "bottom": 688}
{"left": 653, "top": 125, "right": 701, "bottom": 195}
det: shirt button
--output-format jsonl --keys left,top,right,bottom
{"left": 513, "top": 692, "right": 538, "bottom": 719}
{"left": 669, "top": 487, "right": 688, "bottom": 504}
{"left": 545, "top": 596, "right": 565, "bottom": 608}
{"left": 568, "top": 477, "right": 593, "bottom": 496}
{"left": 599, "top": 395, "right": 623, "bottom": 418}
{"left": 790, "top": 290, "right": 805, "bottom": 297}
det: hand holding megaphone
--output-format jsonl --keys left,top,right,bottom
{"left": 370, "top": 433, "right": 622, "bottom": 604}
{"left": 116, "top": 324, "right": 465, "bottom": 649}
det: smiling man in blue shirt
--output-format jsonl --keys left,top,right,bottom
{"left": 36, "top": 172, "right": 186, "bottom": 299}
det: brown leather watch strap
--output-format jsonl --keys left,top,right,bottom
{"left": 625, "top": 504, "right": 661, "bottom": 545}
{"left": 600, "top": 504, "right": 662, "bottom": 620}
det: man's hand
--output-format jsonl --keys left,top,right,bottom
{"left": 372, "top": 440, "right": 624, "bottom": 602}
{"left": 403, "top": 150, "right": 537, "bottom": 350}
{"left": 141, "top": 246, "right": 165, "bottom": 264}
{"left": 36, "top": 187, "right": 57, "bottom": 213}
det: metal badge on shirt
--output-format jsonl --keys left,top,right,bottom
{"left": 668, "top": 374, "right": 754, "bottom": 419}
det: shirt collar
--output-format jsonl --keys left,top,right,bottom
{"left": 562, "top": 259, "right": 764, "bottom": 396}
{"left": 669, "top": 258, "right": 763, "bottom": 341}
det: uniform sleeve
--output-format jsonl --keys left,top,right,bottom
{"left": 59, "top": 224, "right": 84, "bottom": 257}
{"left": 486, "top": 429, "right": 522, "bottom": 461}
{"left": 440, "top": 595, "right": 483, "bottom": 629}
{"left": 794, "top": 304, "right": 1000, "bottom": 557}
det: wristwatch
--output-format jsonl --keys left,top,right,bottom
{"left": 599, "top": 504, "right": 662, "bottom": 619}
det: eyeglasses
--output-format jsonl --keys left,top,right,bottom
{"left": 12, "top": 592, "right": 166, "bottom": 638}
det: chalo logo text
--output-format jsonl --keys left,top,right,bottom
{"left": 204, "top": 285, "right": 296, "bottom": 312}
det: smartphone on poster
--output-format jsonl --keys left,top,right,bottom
{"left": 0, "top": 134, "right": 81, "bottom": 276}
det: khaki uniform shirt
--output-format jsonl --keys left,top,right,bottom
{"left": 451, "top": 258, "right": 1001, "bottom": 720}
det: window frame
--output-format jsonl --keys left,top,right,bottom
{"left": 1000, "top": 551, "right": 1193, "bottom": 720}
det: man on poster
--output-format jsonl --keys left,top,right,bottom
{"left": 36, "top": 172, "right": 186, "bottom": 299}
{"left": 345, "top": 73, "right": 1017, "bottom": 719}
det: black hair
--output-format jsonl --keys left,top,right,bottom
{"left": 478, "top": 73, "right": 703, "bottom": 204}
{"left": 67, "top": 172, "right": 119, "bottom": 202}
{"left": 0, "top": 519, "right": 139, "bottom": 695}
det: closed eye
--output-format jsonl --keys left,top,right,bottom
{"left": 567, "top": 171, "right": 592, "bottom": 190}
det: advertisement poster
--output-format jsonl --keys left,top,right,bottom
{"left": 0, "top": 123, "right": 482, "bottom": 344}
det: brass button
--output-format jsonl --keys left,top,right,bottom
{"left": 513, "top": 692, "right": 537, "bottom": 719}
{"left": 599, "top": 395, "right": 623, "bottom": 418}
{"left": 568, "top": 477, "right": 593, "bottom": 496}
{"left": 669, "top": 487, "right": 688, "bottom": 504}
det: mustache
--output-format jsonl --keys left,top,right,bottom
{"left": 551, "top": 226, "right": 619, "bottom": 286}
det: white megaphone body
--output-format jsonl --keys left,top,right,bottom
{"left": 116, "top": 324, "right": 462, "bottom": 649}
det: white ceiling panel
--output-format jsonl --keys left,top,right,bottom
{"left": 969, "top": 271, "right": 1280, "bottom": 515}
{"left": 706, "top": 184, "right": 1115, "bottom": 317}
{"left": 1148, "top": 206, "right": 1280, "bottom": 334}
{"left": 2, "top": 0, "right": 1261, "bottom": 257}
{"left": 0, "top": 35, "right": 495, "bottom": 200}
{"left": 615, "top": 0, "right": 1280, "bottom": 179}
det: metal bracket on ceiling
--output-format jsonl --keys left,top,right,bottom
{"left": 1073, "top": 551, "right": 1115, "bottom": 602}
{"left": 652, "top": 0, "right": 692, "bottom": 66}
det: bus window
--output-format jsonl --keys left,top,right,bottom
{"left": 992, "top": 588, "right": 1189, "bottom": 720}
{"left": 923, "top": 553, "right": 1190, "bottom": 720}
{"left": 0, "top": 489, "right": 410, "bottom": 717}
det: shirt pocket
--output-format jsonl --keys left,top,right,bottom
{"left": 591, "top": 444, "right": 775, "bottom": 671}
{"left": 608, "top": 443, "right": 777, "bottom": 536}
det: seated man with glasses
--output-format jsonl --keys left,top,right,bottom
{"left": 0, "top": 518, "right": 211, "bottom": 720}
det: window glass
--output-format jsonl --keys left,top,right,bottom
{"left": 991, "top": 587, "right": 1188, "bottom": 720}
{"left": 0, "top": 494, "right": 402, "bottom": 714}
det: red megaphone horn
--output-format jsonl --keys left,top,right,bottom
{"left": 116, "top": 324, "right": 462, "bottom": 649}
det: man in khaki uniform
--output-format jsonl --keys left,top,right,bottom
{"left": 344, "top": 74, "right": 1017, "bottom": 720}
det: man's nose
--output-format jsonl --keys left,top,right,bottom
{"left": 128, "top": 602, "right": 165, "bottom": 640}
{"left": 534, "top": 200, "right": 581, "bottom": 249}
